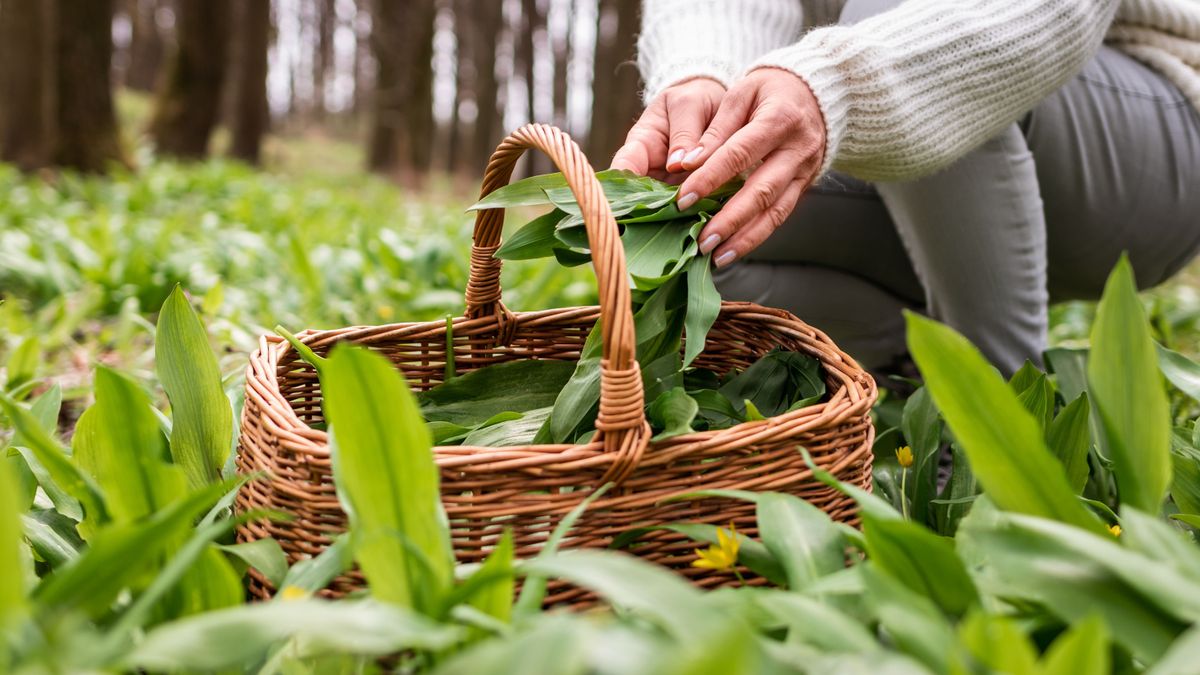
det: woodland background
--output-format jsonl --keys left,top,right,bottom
{"left": 0, "top": 0, "right": 643, "bottom": 181}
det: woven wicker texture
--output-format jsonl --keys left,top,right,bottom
{"left": 235, "top": 124, "right": 877, "bottom": 605}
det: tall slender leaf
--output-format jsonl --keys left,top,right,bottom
{"left": 861, "top": 514, "right": 978, "bottom": 616}
{"left": 756, "top": 493, "right": 844, "bottom": 590}
{"left": 1040, "top": 616, "right": 1110, "bottom": 675}
{"left": 323, "top": 345, "right": 453, "bottom": 613}
{"left": 905, "top": 312, "right": 1102, "bottom": 533}
{"left": 0, "top": 461, "right": 26, "bottom": 628}
{"left": 1156, "top": 343, "right": 1200, "bottom": 402}
{"left": 683, "top": 255, "right": 719, "bottom": 368}
{"left": 156, "top": 286, "right": 232, "bottom": 488}
{"left": 1087, "top": 257, "right": 1172, "bottom": 513}
{"left": 1046, "top": 394, "right": 1092, "bottom": 494}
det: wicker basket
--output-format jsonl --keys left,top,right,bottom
{"left": 235, "top": 124, "right": 876, "bottom": 605}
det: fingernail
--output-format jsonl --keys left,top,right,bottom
{"left": 699, "top": 234, "right": 721, "bottom": 254}
{"left": 677, "top": 192, "right": 699, "bottom": 210}
{"left": 682, "top": 146, "right": 703, "bottom": 165}
{"left": 667, "top": 149, "right": 685, "bottom": 166}
{"left": 715, "top": 251, "right": 736, "bottom": 268}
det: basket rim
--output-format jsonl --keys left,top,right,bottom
{"left": 242, "top": 300, "right": 877, "bottom": 473}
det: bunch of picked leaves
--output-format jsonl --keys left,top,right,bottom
{"left": 411, "top": 170, "right": 826, "bottom": 445}
{"left": 281, "top": 170, "right": 826, "bottom": 445}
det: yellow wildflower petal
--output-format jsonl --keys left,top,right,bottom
{"left": 1108, "top": 524, "right": 1122, "bottom": 537}
{"left": 279, "top": 585, "right": 308, "bottom": 601}
{"left": 895, "top": 445, "right": 914, "bottom": 469}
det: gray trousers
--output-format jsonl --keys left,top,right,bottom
{"left": 715, "top": 0, "right": 1200, "bottom": 375}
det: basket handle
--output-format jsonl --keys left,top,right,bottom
{"left": 464, "top": 123, "right": 650, "bottom": 484}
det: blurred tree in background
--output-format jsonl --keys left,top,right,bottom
{"left": 0, "top": 0, "right": 645, "bottom": 178}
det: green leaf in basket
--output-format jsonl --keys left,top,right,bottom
{"left": 692, "top": 389, "right": 743, "bottom": 430}
{"left": 469, "top": 169, "right": 664, "bottom": 210}
{"left": 647, "top": 388, "right": 698, "bottom": 440}
{"left": 618, "top": 198, "right": 721, "bottom": 224}
{"left": 719, "top": 349, "right": 825, "bottom": 419}
{"left": 495, "top": 210, "right": 568, "bottom": 261}
{"left": 418, "top": 359, "right": 577, "bottom": 426}
{"left": 683, "top": 254, "right": 720, "bottom": 368}
{"left": 461, "top": 407, "right": 552, "bottom": 447}
{"left": 323, "top": 344, "right": 454, "bottom": 614}
{"left": 621, "top": 222, "right": 694, "bottom": 283}
{"left": 544, "top": 171, "right": 677, "bottom": 218}
{"left": 156, "top": 286, "right": 233, "bottom": 489}
{"left": 1088, "top": 256, "right": 1172, "bottom": 513}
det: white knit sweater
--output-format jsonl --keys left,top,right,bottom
{"left": 637, "top": 0, "right": 1200, "bottom": 181}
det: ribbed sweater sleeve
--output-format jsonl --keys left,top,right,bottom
{"left": 749, "top": 0, "right": 1120, "bottom": 180}
{"left": 637, "top": 0, "right": 804, "bottom": 103}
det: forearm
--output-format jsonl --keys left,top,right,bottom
{"left": 637, "top": 0, "right": 803, "bottom": 103}
{"left": 749, "top": 0, "right": 1120, "bottom": 181}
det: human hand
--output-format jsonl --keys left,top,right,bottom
{"left": 610, "top": 78, "right": 727, "bottom": 179}
{"left": 674, "top": 68, "right": 826, "bottom": 268}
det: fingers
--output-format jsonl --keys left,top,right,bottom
{"left": 679, "top": 87, "right": 755, "bottom": 173}
{"left": 712, "top": 177, "right": 807, "bottom": 268}
{"left": 696, "top": 149, "right": 802, "bottom": 254}
{"left": 677, "top": 114, "right": 773, "bottom": 210}
{"left": 611, "top": 106, "right": 669, "bottom": 176}
{"left": 665, "top": 99, "right": 711, "bottom": 173}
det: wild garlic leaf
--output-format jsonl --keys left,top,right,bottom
{"left": 418, "top": 360, "right": 577, "bottom": 426}
{"left": 648, "top": 388, "right": 699, "bottom": 440}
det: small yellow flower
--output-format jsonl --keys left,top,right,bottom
{"left": 895, "top": 445, "right": 914, "bottom": 469}
{"left": 692, "top": 523, "right": 741, "bottom": 571}
{"left": 1109, "top": 524, "right": 1122, "bottom": 537}
{"left": 377, "top": 305, "right": 395, "bottom": 321}
{"left": 279, "top": 585, "right": 308, "bottom": 601}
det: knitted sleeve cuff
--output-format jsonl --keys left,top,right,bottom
{"left": 746, "top": 33, "right": 853, "bottom": 179}
{"left": 640, "top": 60, "right": 740, "bottom": 105}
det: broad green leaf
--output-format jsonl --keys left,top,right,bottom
{"left": 523, "top": 551, "right": 719, "bottom": 640}
{"left": 462, "top": 530, "right": 514, "bottom": 635}
{"left": 960, "top": 512, "right": 1192, "bottom": 662}
{"left": 324, "top": 345, "right": 453, "bottom": 613}
{"left": 1087, "top": 257, "right": 1172, "bottom": 513}
{"left": 1040, "top": 616, "right": 1110, "bottom": 675}
{"left": 279, "top": 534, "right": 354, "bottom": 593}
{"left": 469, "top": 169, "right": 647, "bottom": 210}
{"left": 862, "top": 514, "right": 978, "bottom": 616}
{"left": 1044, "top": 347, "right": 1090, "bottom": 402}
{"left": 610, "top": 523, "right": 786, "bottom": 585}
{"left": 683, "top": 255, "right": 719, "bottom": 367}
{"left": 905, "top": 312, "right": 1102, "bottom": 533}
{"left": 0, "top": 460, "right": 26, "bottom": 628}
{"left": 33, "top": 479, "right": 231, "bottom": 619}
{"left": 419, "top": 359, "right": 576, "bottom": 426}
{"left": 619, "top": 198, "right": 720, "bottom": 223}
{"left": 122, "top": 599, "right": 461, "bottom": 672}
{"left": 1171, "top": 444, "right": 1200, "bottom": 515}
{"left": 621, "top": 221, "right": 694, "bottom": 283}
{"left": 1015, "top": 373, "right": 1055, "bottom": 431}
{"left": 0, "top": 393, "right": 106, "bottom": 532}
{"left": 957, "top": 611, "right": 1038, "bottom": 675}
{"left": 756, "top": 493, "right": 844, "bottom": 590}
{"left": 22, "top": 509, "right": 82, "bottom": 569}
{"left": 495, "top": 210, "right": 566, "bottom": 260}
{"left": 1046, "top": 393, "right": 1092, "bottom": 494}
{"left": 753, "top": 592, "right": 878, "bottom": 654}
{"left": 156, "top": 286, "right": 233, "bottom": 488}
{"left": 1146, "top": 625, "right": 1200, "bottom": 675}
{"left": 647, "top": 388, "right": 698, "bottom": 440}
{"left": 435, "top": 615, "right": 589, "bottom": 675}
{"left": 1157, "top": 342, "right": 1200, "bottom": 402}
{"left": 460, "top": 408, "right": 551, "bottom": 447}
{"left": 1008, "top": 360, "right": 1042, "bottom": 394}
{"left": 1173, "top": 513, "right": 1200, "bottom": 529}
{"left": 692, "top": 389, "right": 742, "bottom": 429}
{"left": 861, "top": 563, "right": 956, "bottom": 672}
{"left": 171, "top": 545, "right": 244, "bottom": 617}
{"left": 802, "top": 448, "right": 902, "bottom": 523}
{"left": 720, "top": 349, "right": 824, "bottom": 419}
{"left": 1119, "top": 507, "right": 1200, "bottom": 584}
{"left": 73, "top": 366, "right": 184, "bottom": 523}
{"left": 7, "top": 385, "right": 61, "bottom": 511}
{"left": 219, "top": 538, "right": 289, "bottom": 588}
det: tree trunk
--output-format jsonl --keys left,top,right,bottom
{"left": 469, "top": 0, "right": 503, "bottom": 171}
{"left": 54, "top": 0, "right": 128, "bottom": 172}
{"left": 313, "top": 0, "right": 335, "bottom": 119}
{"left": 552, "top": 0, "right": 572, "bottom": 131}
{"left": 228, "top": 0, "right": 270, "bottom": 164}
{"left": 127, "top": 0, "right": 165, "bottom": 92}
{"left": 149, "top": 0, "right": 232, "bottom": 158}
{"left": 366, "top": 0, "right": 436, "bottom": 179}
{"left": 0, "top": 0, "right": 56, "bottom": 171}
{"left": 588, "top": 0, "right": 641, "bottom": 163}
{"left": 518, "top": 0, "right": 544, "bottom": 174}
